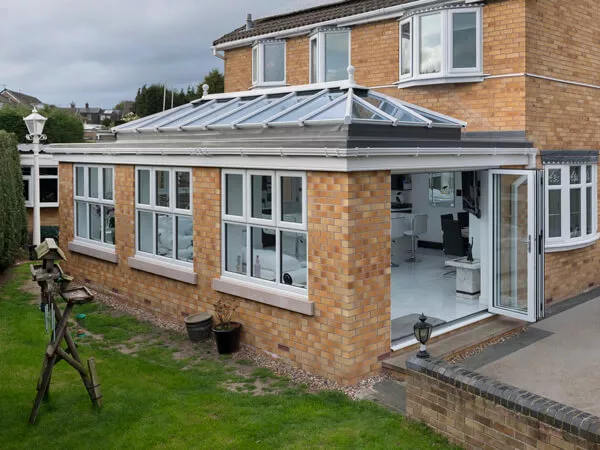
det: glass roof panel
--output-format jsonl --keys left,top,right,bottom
{"left": 181, "top": 98, "right": 258, "bottom": 128}
{"left": 270, "top": 91, "right": 344, "bottom": 124}
{"left": 209, "top": 97, "right": 276, "bottom": 126}
{"left": 157, "top": 101, "right": 227, "bottom": 129}
{"left": 362, "top": 94, "right": 424, "bottom": 123}
{"left": 303, "top": 98, "right": 347, "bottom": 122}
{"left": 237, "top": 93, "right": 310, "bottom": 124}
{"left": 351, "top": 100, "right": 388, "bottom": 121}
{"left": 136, "top": 103, "right": 196, "bottom": 129}
{"left": 406, "top": 108, "right": 455, "bottom": 124}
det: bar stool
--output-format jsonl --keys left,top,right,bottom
{"left": 404, "top": 214, "right": 428, "bottom": 262}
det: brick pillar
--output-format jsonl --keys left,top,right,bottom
{"left": 58, "top": 163, "right": 74, "bottom": 246}
{"left": 308, "top": 170, "right": 391, "bottom": 384}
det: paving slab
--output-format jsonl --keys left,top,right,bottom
{"left": 356, "top": 379, "right": 406, "bottom": 414}
{"left": 475, "top": 297, "right": 600, "bottom": 416}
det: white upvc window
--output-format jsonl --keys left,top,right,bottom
{"left": 74, "top": 165, "right": 115, "bottom": 246}
{"left": 222, "top": 170, "right": 307, "bottom": 293}
{"left": 545, "top": 164, "right": 598, "bottom": 251}
{"left": 135, "top": 167, "right": 193, "bottom": 265}
{"left": 398, "top": 7, "right": 482, "bottom": 86}
{"left": 251, "top": 40, "right": 286, "bottom": 87}
{"left": 309, "top": 29, "right": 350, "bottom": 83}
{"left": 22, "top": 166, "right": 59, "bottom": 207}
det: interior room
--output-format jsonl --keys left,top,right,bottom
{"left": 390, "top": 170, "right": 488, "bottom": 342}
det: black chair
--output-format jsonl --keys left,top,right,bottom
{"left": 457, "top": 212, "right": 469, "bottom": 228}
{"left": 440, "top": 213, "right": 454, "bottom": 229}
{"left": 442, "top": 220, "right": 467, "bottom": 257}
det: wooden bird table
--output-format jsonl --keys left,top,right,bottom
{"left": 29, "top": 239, "right": 102, "bottom": 424}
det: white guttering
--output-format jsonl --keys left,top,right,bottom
{"left": 212, "top": 0, "right": 467, "bottom": 51}
{"left": 486, "top": 72, "right": 600, "bottom": 91}
{"left": 45, "top": 146, "right": 537, "bottom": 159}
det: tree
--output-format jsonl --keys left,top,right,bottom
{"left": 0, "top": 131, "right": 27, "bottom": 271}
{"left": 0, "top": 105, "right": 83, "bottom": 143}
{"left": 199, "top": 69, "right": 224, "bottom": 96}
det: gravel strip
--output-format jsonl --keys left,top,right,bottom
{"left": 447, "top": 327, "right": 526, "bottom": 364}
{"left": 90, "top": 287, "right": 390, "bottom": 399}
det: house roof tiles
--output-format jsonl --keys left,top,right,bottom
{"left": 0, "top": 89, "right": 43, "bottom": 106}
{"left": 213, "top": 0, "right": 414, "bottom": 46}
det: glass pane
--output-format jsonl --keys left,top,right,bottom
{"left": 570, "top": 188, "right": 581, "bottom": 237}
{"left": 39, "top": 167, "right": 58, "bottom": 176}
{"left": 89, "top": 167, "right": 99, "bottom": 198}
{"left": 548, "top": 190, "right": 561, "bottom": 238}
{"left": 40, "top": 179, "right": 58, "bottom": 203}
{"left": 76, "top": 166, "right": 85, "bottom": 197}
{"left": 264, "top": 42, "right": 285, "bottom": 82}
{"left": 176, "top": 216, "right": 193, "bottom": 262}
{"left": 89, "top": 204, "right": 102, "bottom": 242}
{"left": 252, "top": 46, "right": 258, "bottom": 83}
{"left": 352, "top": 101, "right": 388, "bottom": 121}
{"left": 570, "top": 166, "right": 581, "bottom": 184}
{"left": 225, "top": 174, "right": 244, "bottom": 216}
{"left": 76, "top": 202, "right": 88, "bottom": 238}
{"left": 225, "top": 223, "right": 246, "bottom": 275}
{"left": 271, "top": 91, "right": 343, "bottom": 123}
{"left": 23, "top": 180, "right": 29, "bottom": 201}
{"left": 307, "top": 99, "right": 347, "bottom": 121}
{"left": 237, "top": 93, "right": 312, "bottom": 124}
{"left": 587, "top": 186, "right": 592, "bottom": 235}
{"left": 429, "top": 172, "right": 455, "bottom": 207}
{"left": 156, "top": 213, "right": 173, "bottom": 258}
{"left": 104, "top": 206, "right": 115, "bottom": 244}
{"left": 251, "top": 226, "right": 275, "bottom": 282}
{"left": 419, "top": 13, "right": 442, "bottom": 74}
{"left": 251, "top": 175, "right": 272, "bottom": 220}
{"left": 586, "top": 165, "right": 592, "bottom": 183}
{"left": 22, "top": 167, "right": 31, "bottom": 176}
{"left": 310, "top": 38, "right": 318, "bottom": 83}
{"left": 401, "top": 21, "right": 411, "bottom": 76}
{"left": 138, "top": 169, "right": 150, "bottom": 204}
{"left": 547, "top": 168, "right": 561, "bottom": 185}
{"left": 452, "top": 12, "right": 477, "bottom": 69}
{"left": 281, "top": 176, "right": 303, "bottom": 223}
{"left": 138, "top": 211, "right": 153, "bottom": 253}
{"left": 156, "top": 170, "right": 170, "bottom": 207}
{"left": 493, "top": 174, "right": 529, "bottom": 312}
{"left": 324, "top": 31, "right": 349, "bottom": 82}
{"left": 103, "top": 168, "right": 113, "bottom": 200}
{"left": 281, "top": 231, "right": 307, "bottom": 289}
{"left": 176, "top": 171, "right": 191, "bottom": 210}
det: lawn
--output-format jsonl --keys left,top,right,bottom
{"left": 0, "top": 264, "right": 460, "bottom": 449}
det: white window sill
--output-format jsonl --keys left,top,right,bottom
{"left": 26, "top": 203, "right": 59, "bottom": 208}
{"left": 396, "top": 74, "right": 484, "bottom": 88}
{"left": 545, "top": 233, "right": 600, "bottom": 253}
{"left": 212, "top": 277, "right": 314, "bottom": 316}
{"left": 250, "top": 83, "right": 288, "bottom": 90}
{"left": 128, "top": 255, "right": 197, "bottom": 284}
{"left": 68, "top": 240, "right": 118, "bottom": 263}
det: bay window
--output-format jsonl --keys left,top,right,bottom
{"left": 222, "top": 170, "right": 307, "bottom": 292}
{"left": 545, "top": 164, "right": 597, "bottom": 250}
{"left": 252, "top": 41, "right": 286, "bottom": 87}
{"left": 74, "top": 165, "right": 115, "bottom": 245}
{"left": 136, "top": 167, "right": 193, "bottom": 264}
{"left": 309, "top": 29, "right": 350, "bottom": 83}
{"left": 399, "top": 7, "right": 482, "bottom": 86}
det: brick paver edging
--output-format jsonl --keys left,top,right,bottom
{"left": 406, "top": 356, "right": 600, "bottom": 444}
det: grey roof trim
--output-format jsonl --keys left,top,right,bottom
{"left": 541, "top": 150, "right": 598, "bottom": 165}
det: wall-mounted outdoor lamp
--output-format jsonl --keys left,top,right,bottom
{"left": 413, "top": 313, "right": 433, "bottom": 358}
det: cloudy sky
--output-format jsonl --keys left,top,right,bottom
{"left": 1, "top": 0, "right": 337, "bottom": 109}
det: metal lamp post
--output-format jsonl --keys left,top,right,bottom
{"left": 23, "top": 108, "right": 47, "bottom": 246}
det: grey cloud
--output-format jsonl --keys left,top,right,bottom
{"left": 2, "top": 0, "right": 336, "bottom": 108}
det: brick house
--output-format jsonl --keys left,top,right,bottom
{"left": 48, "top": 0, "right": 600, "bottom": 384}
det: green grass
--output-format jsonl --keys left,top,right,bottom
{"left": 0, "top": 264, "right": 461, "bottom": 450}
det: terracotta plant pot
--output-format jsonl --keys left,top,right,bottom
{"left": 212, "top": 322, "right": 242, "bottom": 354}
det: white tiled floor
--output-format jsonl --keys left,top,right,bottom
{"left": 391, "top": 248, "right": 488, "bottom": 323}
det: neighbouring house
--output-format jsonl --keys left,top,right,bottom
{"left": 0, "top": 95, "right": 11, "bottom": 109}
{"left": 99, "top": 109, "right": 123, "bottom": 124}
{"left": 47, "top": 0, "right": 600, "bottom": 384}
{"left": 18, "top": 144, "right": 59, "bottom": 238}
{"left": 0, "top": 89, "right": 45, "bottom": 109}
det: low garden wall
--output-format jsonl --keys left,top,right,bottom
{"left": 406, "top": 356, "right": 600, "bottom": 450}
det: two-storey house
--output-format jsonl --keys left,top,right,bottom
{"left": 48, "top": 0, "right": 600, "bottom": 384}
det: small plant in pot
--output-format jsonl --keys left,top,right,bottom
{"left": 212, "top": 297, "right": 241, "bottom": 355}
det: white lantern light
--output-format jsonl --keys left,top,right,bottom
{"left": 23, "top": 108, "right": 47, "bottom": 137}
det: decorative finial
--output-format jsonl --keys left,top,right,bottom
{"left": 202, "top": 84, "right": 209, "bottom": 97}
{"left": 347, "top": 65, "right": 356, "bottom": 84}
{"left": 32, "top": 107, "right": 38, "bottom": 113}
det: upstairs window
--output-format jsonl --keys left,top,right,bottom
{"left": 309, "top": 29, "right": 350, "bottom": 83}
{"left": 251, "top": 41, "right": 286, "bottom": 87}
{"left": 545, "top": 164, "right": 597, "bottom": 250}
{"left": 399, "top": 7, "right": 482, "bottom": 87}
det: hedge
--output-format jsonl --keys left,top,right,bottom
{"left": 0, "top": 131, "right": 27, "bottom": 271}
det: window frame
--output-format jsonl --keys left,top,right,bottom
{"left": 545, "top": 164, "right": 598, "bottom": 251}
{"left": 73, "top": 164, "right": 115, "bottom": 248}
{"left": 251, "top": 40, "right": 286, "bottom": 87}
{"left": 398, "top": 7, "right": 482, "bottom": 86}
{"left": 22, "top": 165, "right": 59, "bottom": 208}
{"left": 221, "top": 169, "right": 307, "bottom": 295}
{"left": 309, "top": 28, "right": 351, "bottom": 84}
{"left": 135, "top": 166, "right": 193, "bottom": 267}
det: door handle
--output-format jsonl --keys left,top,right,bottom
{"left": 528, "top": 235, "right": 532, "bottom": 253}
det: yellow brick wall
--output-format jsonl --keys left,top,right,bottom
{"left": 59, "top": 163, "right": 391, "bottom": 384}
{"left": 27, "top": 207, "right": 59, "bottom": 232}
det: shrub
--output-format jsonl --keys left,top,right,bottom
{"left": 0, "top": 105, "right": 83, "bottom": 143}
{"left": 0, "top": 131, "right": 27, "bottom": 271}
